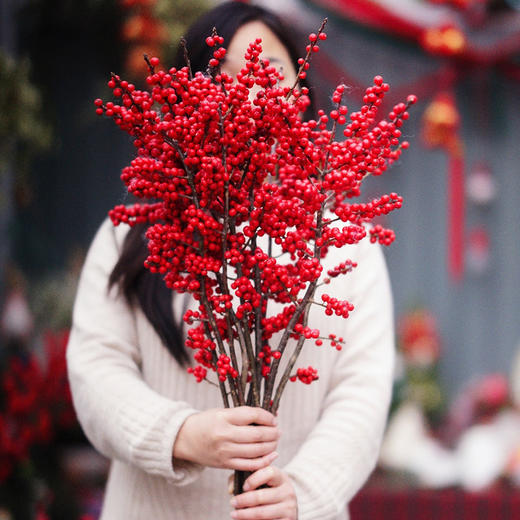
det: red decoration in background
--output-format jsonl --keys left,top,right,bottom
{"left": 443, "top": 372, "right": 510, "bottom": 442}
{"left": 421, "top": 91, "right": 460, "bottom": 147}
{"left": 421, "top": 24, "right": 467, "bottom": 56}
{"left": 119, "top": 0, "right": 166, "bottom": 78}
{"left": 121, "top": 13, "right": 166, "bottom": 43}
{"left": 421, "top": 91, "right": 465, "bottom": 281}
{"left": 427, "top": 0, "right": 482, "bottom": 9}
{"left": 306, "top": 0, "right": 520, "bottom": 280}
{"left": 309, "top": 0, "right": 520, "bottom": 62}
{"left": 448, "top": 153, "right": 465, "bottom": 280}
{"left": 311, "top": 0, "right": 425, "bottom": 41}
{"left": 120, "top": 0, "right": 156, "bottom": 6}
{"left": 398, "top": 308, "right": 441, "bottom": 366}
{"left": 467, "top": 226, "right": 490, "bottom": 274}
{"left": 0, "top": 330, "right": 77, "bottom": 483}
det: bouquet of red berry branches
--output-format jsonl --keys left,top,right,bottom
{"left": 95, "top": 20, "right": 415, "bottom": 491}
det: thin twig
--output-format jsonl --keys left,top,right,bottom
{"left": 200, "top": 278, "right": 240, "bottom": 406}
{"left": 180, "top": 38, "right": 193, "bottom": 80}
{"left": 285, "top": 18, "right": 327, "bottom": 101}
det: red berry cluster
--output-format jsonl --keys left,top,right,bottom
{"left": 187, "top": 365, "right": 207, "bottom": 383}
{"left": 324, "top": 260, "right": 357, "bottom": 283}
{"left": 369, "top": 224, "right": 396, "bottom": 246}
{"left": 216, "top": 354, "right": 239, "bottom": 381}
{"left": 258, "top": 345, "right": 282, "bottom": 378}
{"left": 290, "top": 366, "right": 319, "bottom": 384}
{"left": 97, "top": 24, "right": 415, "bottom": 410}
{"left": 321, "top": 293, "right": 355, "bottom": 318}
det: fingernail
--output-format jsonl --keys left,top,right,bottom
{"left": 243, "top": 482, "right": 250, "bottom": 491}
{"left": 231, "top": 511, "right": 238, "bottom": 519}
{"left": 230, "top": 497, "right": 237, "bottom": 507}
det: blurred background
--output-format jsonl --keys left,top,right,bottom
{"left": 1, "top": 0, "right": 520, "bottom": 518}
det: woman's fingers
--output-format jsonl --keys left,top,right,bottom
{"left": 243, "top": 465, "right": 284, "bottom": 491}
{"left": 231, "top": 486, "right": 280, "bottom": 508}
{"left": 230, "top": 466, "right": 298, "bottom": 519}
{"left": 232, "top": 425, "right": 280, "bottom": 443}
{"left": 226, "top": 440, "right": 278, "bottom": 459}
{"left": 230, "top": 502, "right": 287, "bottom": 519}
{"left": 173, "top": 408, "right": 280, "bottom": 470}
{"left": 227, "top": 406, "right": 277, "bottom": 427}
{"left": 229, "top": 450, "right": 278, "bottom": 472}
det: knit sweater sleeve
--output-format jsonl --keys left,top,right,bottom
{"left": 283, "top": 239, "right": 395, "bottom": 519}
{"left": 66, "top": 218, "right": 203, "bottom": 485}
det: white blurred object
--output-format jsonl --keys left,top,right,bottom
{"left": 510, "top": 345, "right": 520, "bottom": 408}
{"left": 408, "top": 436, "right": 460, "bottom": 488}
{"left": 466, "top": 162, "right": 496, "bottom": 206}
{"left": 456, "top": 411, "right": 520, "bottom": 491}
{"left": 380, "top": 401, "right": 426, "bottom": 470}
{"left": 0, "top": 289, "right": 34, "bottom": 341}
{"left": 380, "top": 401, "right": 459, "bottom": 488}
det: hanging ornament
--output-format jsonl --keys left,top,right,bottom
{"left": 421, "top": 90, "right": 465, "bottom": 281}
{"left": 466, "top": 226, "right": 490, "bottom": 274}
{"left": 466, "top": 161, "right": 497, "bottom": 205}
{"left": 421, "top": 91, "right": 460, "bottom": 147}
{"left": 121, "top": 13, "right": 167, "bottom": 43}
{"left": 421, "top": 24, "right": 467, "bottom": 56}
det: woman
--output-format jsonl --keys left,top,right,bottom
{"left": 67, "top": 3, "right": 395, "bottom": 519}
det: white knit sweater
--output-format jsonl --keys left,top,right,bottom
{"left": 67, "top": 217, "right": 395, "bottom": 520}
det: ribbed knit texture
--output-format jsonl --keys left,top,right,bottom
{"left": 67, "top": 218, "right": 395, "bottom": 519}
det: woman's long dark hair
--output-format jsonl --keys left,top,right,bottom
{"left": 109, "top": 1, "right": 313, "bottom": 366}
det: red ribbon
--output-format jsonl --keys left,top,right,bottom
{"left": 448, "top": 149, "right": 465, "bottom": 281}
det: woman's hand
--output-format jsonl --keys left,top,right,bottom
{"left": 230, "top": 465, "right": 297, "bottom": 520}
{"left": 173, "top": 406, "right": 279, "bottom": 471}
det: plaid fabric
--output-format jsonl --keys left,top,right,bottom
{"left": 350, "top": 486, "right": 520, "bottom": 519}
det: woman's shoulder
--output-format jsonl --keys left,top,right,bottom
{"left": 90, "top": 216, "right": 133, "bottom": 255}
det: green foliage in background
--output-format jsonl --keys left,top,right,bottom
{"left": 0, "top": 50, "right": 51, "bottom": 176}
{"left": 154, "top": 0, "right": 210, "bottom": 63}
